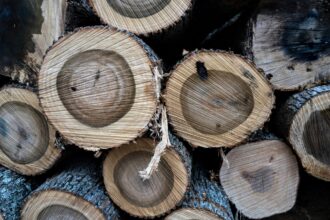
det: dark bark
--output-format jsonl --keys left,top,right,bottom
{"left": 0, "top": 166, "right": 33, "bottom": 220}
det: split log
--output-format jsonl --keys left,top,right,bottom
{"left": 220, "top": 140, "right": 299, "bottom": 219}
{"left": 38, "top": 26, "right": 159, "bottom": 150}
{"left": 0, "top": 166, "right": 33, "bottom": 220}
{"left": 246, "top": 0, "right": 330, "bottom": 91}
{"left": 0, "top": 87, "right": 61, "bottom": 175}
{"left": 276, "top": 85, "right": 330, "bottom": 181}
{"left": 88, "top": 0, "right": 193, "bottom": 36}
{"left": 0, "top": 0, "right": 66, "bottom": 84}
{"left": 103, "top": 135, "right": 192, "bottom": 218}
{"left": 165, "top": 50, "right": 274, "bottom": 148}
{"left": 166, "top": 166, "right": 233, "bottom": 220}
{"left": 21, "top": 156, "right": 120, "bottom": 220}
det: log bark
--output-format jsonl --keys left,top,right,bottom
{"left": 38, "top": 26, "right": 160, "bottom": 150}
{"left": 103, "top": 134, "right": 192, "bottom": 218}
{"left": 220, "top": 139, "right": 299, "bottom": 219}
{"left": 21, "top": 156, "right": 120, "bottom": 220}
{"left": 275, "top": 84, "right": 330, "bottom": 181}
{"left": 166, "top": 165, "right": 233, "bottom": 220}
{"left": 0, "top": 87, "right": 62, "bottom": 175}
{"left": 0, "top": 0, "right": 66, "bottom": 84}
{"left": 246, "top": 0, "right": 330, "bottom": 91}
{"left": 0, "top": 166, "right": 33, "bottom": 220}
{"left": 88, "top": 0, "right": 193, "bottom": 36}
{"left": 165, "top": 50, "right": 275, "bottom": 148}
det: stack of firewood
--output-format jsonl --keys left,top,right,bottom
{"left": 0, "top": 0, "right": 329, "bottom": 219}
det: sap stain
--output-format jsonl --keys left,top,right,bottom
{"left": 0, "top": 0, "right": 44, "bottom": 73}
{"left": 303, "top": 109, "right": 330, "bottom": 165}
{"left": 0, "top": 118, "right": 8, "bottom": 137}
{"left": 281, "top": 8, "right": 330, "bottom": 62}
{"left": 242, "top": 167, "right": 275, "bottom": 193}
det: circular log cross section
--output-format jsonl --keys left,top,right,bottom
{"left": 0, "top": 87, "right": 61, "bottom": 175}
{"left": 282, "top": 85, "right": 330, "bottom": 181}
{"left": 165, "top": 51, "right": 274, "bottom": 148}
{"left": 89, "top": 0, "right": 192, "bottom": 35}
{"left": 39, "top": 27, "right": 157, "bottom": 150}
{"left": 220, "top": 140, "right": 299, "bottom": 219}
{"left": 103, "top": 138, "right": 189, "bottom": 218}
{"left": 250, "top": 0, "right": 330, "bottom": 90}
{"left": 166, "top": 208, "right": 221, "bottom": 220}
{"left": 22, "top": 191, "right": 104, "bottom": 220}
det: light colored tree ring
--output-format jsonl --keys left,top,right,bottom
{"left": 103, "top": 138, "right": 189, "bottom": 218}
{"left": 289, "top": 92, "right": 330, "bottom": 181}
{"left": 165, "top": 51, "right": 274, "bottom": 148}
{"left": 166, "top": 208, "right": 222, "bottom": 220}
{"left": 0, "top": 87, "right": 61, "bottom": 176}
{"left": 21, "top": 190, "right": 105, "bottom": 220}
{"left": 39, "top": 27, "right": 157, "bottom": 149}
{"left": 220, "top": 140, "right": 299, "bottom": 219}
{"left": 89, "top": 0, "right": 192, "bottom": 35}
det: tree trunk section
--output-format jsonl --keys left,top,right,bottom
{"left": 21, "top": 156, "right": 119, "bottom": 220}
{"left": 38, "top": 26, "right": 160, "bottom": 150}
{"left": 166, "top": 165, "right": 233, "bottom": 220}
{"left": 0, "top": 87, "right": 61, "bottom": 175}
{"left": 165, "top": 50, "right": 274, "bottom": 148}
{"left": 220, "top": 139, "right": 299, "bottom": 219}
{"left": 103, "top": 134, "right": 192, "bottom": 218}
{"left": 275, "top": 85, "right": 330, "bottom": 181}
{"left": 0, "top": 0, "right": 66, "bottom": 84}
{"left": 246, "top": 0, "right": 330, "bottom": 91}
{"left": 0, "top": 166, "right": 33, "bottom": 220}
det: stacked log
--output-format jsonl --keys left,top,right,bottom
{"left": 220, "top": 139, "right": 299, "bottom": 219}
{"left": 0, "top": 87, "right": 61, "bottom": 175}
{"left": 21, "top": 156, "right": 119, "bottom": 220}
{"left": 276, "top": 85, "right": 330, "bottom": 181}
{"left": 103, "top": 135, "right": 192, "bottom": 218}
{"left": 0, "top": 166, "right": 33, "bottom": 220}
{"left": 0, "top": 0, "right": 66, "bottom": 84}
{"left": 246, "top": 0, "right": 330, "bottom": 90}
{"left": 165, "top": 50, "right": 274, "bottom": 148}
{"left": 38, "top": 26, "right": 159, "bottom": 150}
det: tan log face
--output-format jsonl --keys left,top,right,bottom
{"left": 303, "top": 109, "right": 330, "bottom": 165}
{"left": 108, "top": 0, "right": 171, "bottom": 18}
{"left": 37, "top": 205, "right": 88, "bottom": 220}
{"left": 181, "top": 70, "right": 254, "bottom": 135}
{"left": 114, "top": 151, "right": 174, "bottom": 207}
{"left": 57, "top": 49, "right": 135, "bottom": 128}
{"left": 0, "top": 101, "right": 49, "bottom": 164}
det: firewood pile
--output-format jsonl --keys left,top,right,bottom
{"left": 0, "top": 0, "right": 329, "bottom": 219}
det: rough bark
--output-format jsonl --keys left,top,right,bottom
{"left": 0, "top": 166, "right": 33, "bottom": 220}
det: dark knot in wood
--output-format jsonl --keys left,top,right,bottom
{"left": 196, "top": 61, "right": 208, "bottom": 81}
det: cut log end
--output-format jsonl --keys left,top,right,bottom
{"left": 39, "top": 27, "right": 158, "bottom": 149}
{"left": 220, "top": 140, "right": 299, "bottom": 219}
{"left": 280, "top": 85, "right": 330, "bottom": 181}
{"left": 250, "top": 0, "right": 330, "bottom": 90}
{"left": 103, "top": 138, "right": 190, "bottom": 218}
{"left": 166, "top": 208, "right": 222, "bottom": 220}
{"left": 165, "top": 51, "right": 274, "bottom": 148}
{"left": 0, "top": 87, "right": 61, "bottom": 175}
{"left": 88, "top": 0, "right": 193, "bottom": 35}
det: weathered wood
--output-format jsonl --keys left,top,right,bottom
{"left": 166, "top": 165, "right": 233, "bottom": 220}
{"left": 88, "top": 0, "right": 193, "bottom": 36}
{"left": 38, "top": 26, "right": 159, "bottom": 150}
{"left": 0, "top": 166, "right": 33, "bottom": 220}
{"left": 247, "top": 0, "right": 330, "bottom": 90}
{"left": 0, "top": 87, "right": 61, "bottom": 175}
{"left": 220, "top": 139, "right": 299, "bottom": 219}
{"left": 276, "top": 85, "right": 330, "bottom": 181}
{"left": 0, "top": 0, "right": 66, "bottom": 84}
{"left": 165, "top": 50, "right": 274, "bottom": 148}
{"left": 21, "top": 156, "right": 119, "bottom": 220}
{"left": 103, "top": 135, "right": 192, "bottom": 218}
